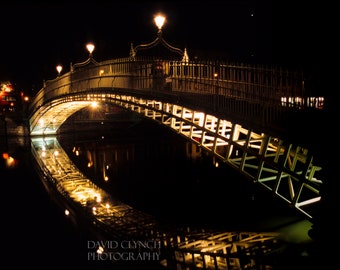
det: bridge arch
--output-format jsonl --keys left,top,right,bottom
{"left": 29, "top": 56, "right": 323, "bottom": 138}
{"left": 28, "top": 56, "right": 324, "bottom": 221}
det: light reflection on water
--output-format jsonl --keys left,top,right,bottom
{"left": 2, "top": 116, "right": 317, "bottom": 268}
{"left": 56, "top": 118, "right": 305, "bottom": 233}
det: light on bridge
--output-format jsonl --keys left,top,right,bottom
{"left": 38, "top": 119, "right": 44, "bottom": 126}
{"left": 91, "top": 101, "right": 98, "bottom": 108}
{"left": 86, "top": 43, "right": 95, "bottom": 57}
{"left": 154, "top": 14, "right": 165, "bottom": 30}
{"left": 129, "top": 12, "right": 187, "bottom": 61}
{"left": 56, "top": 65, "right": 62, "bottom": 76}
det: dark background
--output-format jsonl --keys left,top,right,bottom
{"left": 0, "top": 1, "right": 331, "bottom": 95}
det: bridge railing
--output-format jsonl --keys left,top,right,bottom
{"left": 29, "top": 56, "right": 323, "bottom": 138}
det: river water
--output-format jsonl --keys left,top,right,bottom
{"left": 0, "top": 113, "right": 320, "bottom": 269}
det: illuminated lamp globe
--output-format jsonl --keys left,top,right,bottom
{"left": 154, "top": 15, "right": 165, "bottom": 30}
{"left": 56, "top": 65, "right": 62, "bottom": 76}
{"left": 86, "top": 43, "right": 95, "bottom": 56}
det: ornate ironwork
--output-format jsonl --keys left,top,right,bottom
{"left": 130, "top": 21, "right": 189, "bottom": 63}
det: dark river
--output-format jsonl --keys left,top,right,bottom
{"left": 0, "top": 112, "right": 319, "bottom": 269}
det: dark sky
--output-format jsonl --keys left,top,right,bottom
{"left": 0, "top": 1, "right": 329, "bottom": 94}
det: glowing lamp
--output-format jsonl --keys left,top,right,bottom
{"left": 154, "top": 15, "right": 165, "bottom": 30}
{"left": 86, "top": 43, "right": 95, "bottom": 55}
{"left": 56, "top": 65, "right": 62, "bottom": 75}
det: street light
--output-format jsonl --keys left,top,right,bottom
{"left": 71, "top": 42, "right": 97, "bottom": 72}
{"left": 129, "top": 13, "right": 188, "bottom": 62}
{"left": 56, "top": 65, "right": 62, "bottom": 76}
{"left": 86, "top": 43, "right": 95, "bottom": 58}
{"left": 154, "top": 14, "right": 165, "bottom": 31}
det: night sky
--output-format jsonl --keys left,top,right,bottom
{"left": 0, "top": 1, "right": 330, "bottom": 94}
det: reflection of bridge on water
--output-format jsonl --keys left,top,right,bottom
{"left": 31, "top": 136, "right": 285, "bottom": 269}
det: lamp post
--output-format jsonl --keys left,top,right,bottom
{"left": 71, "top": 42, "right": 97, "bottom": 72}
{"left": 56, "top": 65, "right": 62, "bottom": 76}
{"left": 129, "top": 13, "right": 188, "bottom": 62}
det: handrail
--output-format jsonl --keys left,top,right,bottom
{"left": 29, "top": 56, "right": 324, "bottom": 145}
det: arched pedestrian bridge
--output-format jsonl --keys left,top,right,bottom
{"left": 28, "top": 55, "right": 325, "bottom": 222}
